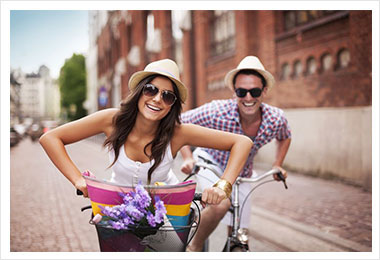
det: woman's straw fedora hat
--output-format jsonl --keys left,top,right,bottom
{"left": 128, "top": 59, "right": 187, "bottom": 103}
{"left": 224, "top": 56, "right": 275, "bottom": 91}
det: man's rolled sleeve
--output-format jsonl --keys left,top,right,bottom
{"left": 276, "top": 115, "right": 292, "bottom": 141}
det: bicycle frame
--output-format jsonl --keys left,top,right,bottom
{"left": 188, "top": 159, "right": 287, "bottom": 251}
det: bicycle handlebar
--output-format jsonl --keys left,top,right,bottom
{"left": 237, "top": 168, "right": 288, "bottom": 189}
{"left": 191, "top": 160, "right": 288, "bottom": 190}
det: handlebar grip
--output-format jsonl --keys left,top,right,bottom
{"left": 76, "top": 189, "right": 83, "bottom": 196}
{"left": 276, "top": 172, "right": 288, "bottom": 189}
{"left": 193, "top": 193, "right": 202, "bottom": 201}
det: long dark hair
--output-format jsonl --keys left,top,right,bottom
{"left": 104, "top": 74, "right": 182, "bottom": 184}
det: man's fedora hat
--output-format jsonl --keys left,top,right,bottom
{"left": 224, "top": 56, "right": 275, "bottom": 91}
{"left": 129, "top": 59, "right": 188, "bottom": 103}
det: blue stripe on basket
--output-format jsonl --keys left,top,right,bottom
{"left": 167, "top": 214, "right": 190, "bottom": 229}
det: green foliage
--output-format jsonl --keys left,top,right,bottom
{"left": 59, "top": 53, "right": 87, "bottom": 121}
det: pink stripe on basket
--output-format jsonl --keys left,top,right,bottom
{"left": 87, "top": 185, "right": 124, "bottom": 204}
{"left": 150, "top": 189, "right": 195, "bottom": 205}
{"left": 87, "top": 183, "right": 196, "bottom": 205}
{"left": 84, "top": 176, "right": 196, "bottom": 205}
{"left": 85, "top": 177, "right": 196, "bottom": 194}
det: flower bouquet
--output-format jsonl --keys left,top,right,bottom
{"left": 94, "top": 183, "right": 167, "bottom": 240}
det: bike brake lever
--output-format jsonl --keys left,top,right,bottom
{"left": 193, "top": 193, "right": 202, "bottom": 201}
{"left": 197, "top": 155, "right": 217, "bottom": 166}
{"left": 276, "top": 172, "right": 288, "bottom": 189}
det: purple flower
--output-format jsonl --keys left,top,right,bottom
{"left": 110, "top": 220, "right": 125, "bottom": 230}
{"left": 147, "top": 212, "right": 156, "bottom": 227}
{"left": 98, "top": 184, "right": 167, "bottom": 233}
{"left": 135, "top": 183, "right": 152, "bottom": 208}
{"left": 126, "top": 205, "right": 144, "bottom": 221}
{"left": 123, "top": 216, "right": 134, "bottom": 226}
{"left": 154, "top": 196, "right": 167, "bottom": 224}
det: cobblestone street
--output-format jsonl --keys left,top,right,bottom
{"left": 9, "top": 138, "right": 373, "bottom": 252}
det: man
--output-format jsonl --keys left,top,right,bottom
{"left": 180, "top": 56, "right": 292, "bottom": 251}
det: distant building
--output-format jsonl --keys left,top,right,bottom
{"left": 15, "top": 65, "right": 60, "bottom": 121}
{"left": 88, "top": 10, "right": 372, "bottom": 189}
{"left": 10, "top": 71, "right": 22, "bottom": 125}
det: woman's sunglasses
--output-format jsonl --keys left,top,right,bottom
{"left": 235, "top": 87, "right": 263, "bottom": 98}
{"left": 143, "top": 83, "right": 177, "bottom": 106}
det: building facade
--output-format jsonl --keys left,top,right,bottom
{"left": 90, "top": 10, "right": 372, "bottom": 189}
{"left": 14, "top": 65, "right": 61, "bottom": 122}
{"left": 10, "top": 71, "right": 22, "bottom": 126}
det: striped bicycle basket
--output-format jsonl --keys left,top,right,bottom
{"left": 82, "top": 171, "right": 197, "bottom": 251}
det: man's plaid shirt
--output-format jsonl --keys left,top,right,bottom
{"left": 181, "top": 99, "right": 292, "bottom": 177}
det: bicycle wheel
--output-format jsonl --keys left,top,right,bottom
{"left": 223, "top": 239, "right": 249, "bottom": 252}
{"left": 230, "top": 243, "right": 249, "bottom": 252}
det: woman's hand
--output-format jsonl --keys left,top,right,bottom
{"left": 74, "top": 177, "right": 88, "bottom": 197}
{"left": 180, "top": 157, "right": 196, "bottom": 175}
{"left": 201, "top": 186, "right": 227, "bottom": 207}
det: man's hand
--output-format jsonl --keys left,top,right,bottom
{"left": 272, "top": 165, "right": 287, "bottom": 181}
{"left": 180, "top": 157, "right": 196, "bottom": 175}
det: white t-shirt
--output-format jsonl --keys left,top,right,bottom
{"left": 108, "top": 143, "right": 179, "bottom": 186}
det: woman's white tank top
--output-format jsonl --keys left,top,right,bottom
{"left": 108, "top": 143, "right": 179, "bottom": 185}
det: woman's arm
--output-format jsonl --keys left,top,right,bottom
{"left": 173, "top": 124, "right": 253, "bottom": 204}
{"left": 39, "top": 108, "right": 118, "bottom": 196}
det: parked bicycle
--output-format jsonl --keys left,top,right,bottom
{"left": 183, "top": 155, "right": 288, "bottom": 252}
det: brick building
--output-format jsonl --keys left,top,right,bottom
{"left": 91, "top": 10, "right": 372, "bottom": 188}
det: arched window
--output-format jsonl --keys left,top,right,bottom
{"left": 306, "top": 57, "right": 317, "bottom": 75}
{"left": 281, "top": 63, "right": 290, "bottom": 80}
{"left": 293, "top": 60, "right": 303, "bottom": 78}
{"left": 337, "top": 48, "right": 350, "bottom": 68}
{"left": 209, "top": 10, "right": 236, "bottom": 57}
{"left": 321, "top": 53, "right": 333, "bottom": 71}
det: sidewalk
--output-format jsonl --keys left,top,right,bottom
{"left": 172, "top": 158, "right": 372, "bottom": 252}
{"left": 251, "top": 162, "right": 372, "bottom": 251}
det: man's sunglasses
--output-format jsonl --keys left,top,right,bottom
{"left": 143, "top": 83, "right": 177, "bottom": 106}
{"left": 235, "top": 88, "right": 263, "bottom": 98}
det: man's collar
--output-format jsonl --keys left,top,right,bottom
{"left": 224, "top": 100, "right": 267, "bottom": 123}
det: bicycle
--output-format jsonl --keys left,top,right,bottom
{"left": 183, "top": 155, "right": 288, "bottom": 252}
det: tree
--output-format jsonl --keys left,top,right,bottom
{"left": 59, "top": 53, "right": 87, "bottom": 121}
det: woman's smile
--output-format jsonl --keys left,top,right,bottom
{"left": 146, "top": 103, "right": 163, "bottom": 112}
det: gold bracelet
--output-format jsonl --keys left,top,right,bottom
{"left": 213, "top": 179, "right": 233, "bottom": 198}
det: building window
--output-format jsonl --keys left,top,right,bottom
{"left": 281, "top": 63, "right": 290, "bottom": 80}
{"left": 209, "top": 10, "right": 235, "bottom": 57}
{"left": 321, "top": 53, "right": 333, "bottom": 71}
{"left": 293, "top": 60, "right": 303, "bottom": 78}
{"left": 147, "top": 13, "right": 155, "bottom": 41}
{"left": 306, "top": 57, "right": 317, "bottom": 75}
{"left": 337, "top": 48, "right": 350, "bottom": 68}
{"left": 284, "top": 10, "right": 339, "bottom": 31}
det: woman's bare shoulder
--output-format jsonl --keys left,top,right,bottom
{"left": 86, "top": 108, "right": 119, "bottom": 134}
{"left": 171, "top": 124, "right": 195, "bottom": 150}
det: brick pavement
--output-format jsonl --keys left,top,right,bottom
{"left": 250, "top": 163, "right": 372, "bottom": 249}
{"left": 10, "top": 138, "right": 111, "bottom": 252}
{"left": 9, "top": 138, "right": 373, "bottom": 252}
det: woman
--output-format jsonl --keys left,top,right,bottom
{"left": 39, "top": 59, "right": 253, "bottom": 206}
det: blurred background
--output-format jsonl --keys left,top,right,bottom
{"left": 8, "top": 8, "right": 375, "bottom": 253}
{"left": 11, "top": 9, "right": 372, "bottom": 189}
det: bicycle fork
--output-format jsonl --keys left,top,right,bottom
{"left": 224, "top": 179, "right": 250, "bottom": 252}
{"left": 224, "top": 181, "right": 242, "bottom": 251}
